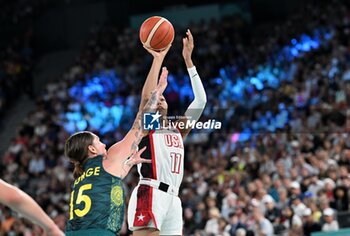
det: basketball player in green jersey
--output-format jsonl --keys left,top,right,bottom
{"left": 64, "top": 65, "right": 170, "bottom": 236}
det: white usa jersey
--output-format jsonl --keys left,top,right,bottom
{"left": 137, "top": 129, "right": 184, "bottom": 188}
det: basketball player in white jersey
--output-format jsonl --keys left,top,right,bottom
{"left": 128, "top": 29, "right": 207, "bottom": 236}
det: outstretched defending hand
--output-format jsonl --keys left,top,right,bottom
{"left": 128, "top": 147, "right": 151, "bottom": 166}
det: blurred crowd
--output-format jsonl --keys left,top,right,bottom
{"left": 0, "top": 25, "right": 35, "bottom": 120}
{"left": 0, "top": 0, "right": 47, "bottom": 25}
{"left": 1, "top": 0, "right": 350, "bottom": 235}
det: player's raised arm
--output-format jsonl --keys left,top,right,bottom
{"left": 138, "top": 45, "right": 171, "bottom": 110}
{"left": 107, "top": 67, "right": 168, "bottom": 169}
{"left": 178, "top": 29, "right": 207, "bottom": 139}
{"left": 0, "top": 179, "right": 64, "bottom": 236}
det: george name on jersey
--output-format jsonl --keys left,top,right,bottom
{"left": 74, "top": 167, "right": 100, "bottom": 186}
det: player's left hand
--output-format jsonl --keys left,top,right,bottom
{"left": 182, "top": 29, "right": 194, "bottom": 61}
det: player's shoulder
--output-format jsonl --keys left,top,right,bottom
{"left": 107, "top": 141, "right": 123, "bottom": 158}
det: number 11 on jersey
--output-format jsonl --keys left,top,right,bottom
{"left": 170, "top": 152, "right": 182, "bottom": 174}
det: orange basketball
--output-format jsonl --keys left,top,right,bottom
{"left": 139, "top": 16, "right": 175, "bottom": 51}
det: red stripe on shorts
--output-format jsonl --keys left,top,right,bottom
{"left": 133, "top": 185, "right": 158, "bottom": 228}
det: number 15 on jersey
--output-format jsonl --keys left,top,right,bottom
{"left": 69, "top": 184, "right": 93, "bottom": 220}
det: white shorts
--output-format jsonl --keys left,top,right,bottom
{"left": 127, "top": 184, "right": 183, "bottom": 235}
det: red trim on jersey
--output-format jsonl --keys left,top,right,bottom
{"left": 149, "top": 130, "right": 157, "bottom": 180}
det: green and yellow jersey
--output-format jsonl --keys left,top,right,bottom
{"left": 65, "top": 155, "right": 124, "bottom": 236}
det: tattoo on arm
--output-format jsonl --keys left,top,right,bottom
{"left": 130, "top": 131, "right": 141, "bottom": 154}
{"left": 121, "top": 156, "right": 133, "bottom": 179}
{"left": 146, "top": 91, "right": 158, "bottom": 110}
{"left": 129, "top": 90, "right": 159, "bottom": 154}
{"left": 122, "top": 90, "right": 160, "bottom": 178}
{"left": 124, "top": 157, "right": 133, "bottom": 168}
